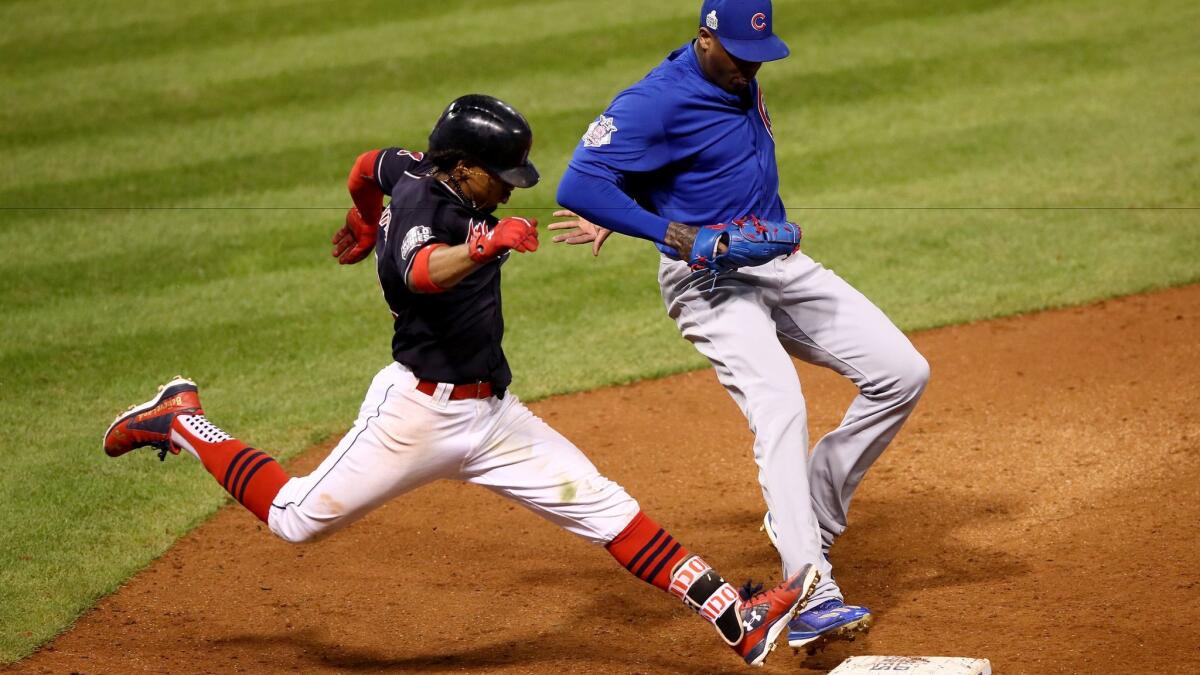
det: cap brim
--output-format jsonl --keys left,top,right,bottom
{"left": 720, "top": 34, "right": 790, "bottom": 63}
{"left": 496, "top": 162, "right": 540, "bottom": 189}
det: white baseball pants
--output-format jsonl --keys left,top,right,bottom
{"left": 659, "top": 251, "right": 929, "bottom": 605}
{"left": 268, "top": 362, "right": 641, "bottom": 545}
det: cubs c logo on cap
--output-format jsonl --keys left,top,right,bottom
{"left": 751, "top": 12, "right": 767, "bottom": 31}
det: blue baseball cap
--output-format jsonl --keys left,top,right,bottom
{"left": 699, "top": 0, "right": 790, "bottom": 63}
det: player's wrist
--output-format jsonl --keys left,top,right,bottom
{"left": 467, "top": 235, "right": 498, "bottom": 264}
{"left": 664, "top": 222, "right": 697, "bottom": 258}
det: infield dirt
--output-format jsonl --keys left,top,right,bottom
{"left": 11, "top": 286, "right": 1200, "bottom": 674}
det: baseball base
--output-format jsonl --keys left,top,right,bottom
{"left": 829, "top": 656, "right": 992, "bottom": 674}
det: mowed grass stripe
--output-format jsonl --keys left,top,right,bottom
{"left": 0, "top": 38, "right": 685, "bottom": 191}
{"left": 797, "top": 209, "right": 1200, "bottom": 333}
{"left": 0, "top": 17, "right": 685, "bottom": 154}
{"left": 0, "top": 0, "right": 692, "bottom": 142}
{"left": 6, "top": 0, "right": 1191, "bottom": 191}
{"left": 0, "top": 0, "right": 314, "bottom": 41}
{"left": 4, "top": 13, "right": 1171, "bottom": 212}
{"left": 0, "top": 0, "right": 454, "bottom": 76}
{"left": 0, "top": 0, "right": 1062, "bottom": 174}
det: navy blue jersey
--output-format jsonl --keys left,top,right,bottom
{"left": 372, "top": 148, "right": 511, "bottom": 390}
{"left": 557, "top": 41, "right": 784, "bottom": 252}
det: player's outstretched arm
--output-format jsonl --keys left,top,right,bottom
{"left": 556, "top": 165, "right": 672, "bottom": 245}
{"left": 549, "top": 209, "right": 724, "bottom": 264}
{"left": 409, "top": 244, "right": 478, "bottom": 291}
{"left": 407, "top": 217, "right": 539, "bottom": 293}
{"left": 555, "top": 168, "right": 719, "bottom": 262}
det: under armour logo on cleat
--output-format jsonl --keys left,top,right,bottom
{"left": 743, "top": 608, "right": 764, "bottom": 630}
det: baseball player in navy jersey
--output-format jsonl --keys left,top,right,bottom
{"left": 102, "top": 94, "right": 821, "bottom": 667}
{"left": 553, "top": 0, "right": 930, "bottom": 653}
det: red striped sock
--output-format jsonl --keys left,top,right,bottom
{"left": 605, "top": 511, "right": 692, "bottom": 592}
{"left": 172, "top": 414, "right": 289, "bottom": 523}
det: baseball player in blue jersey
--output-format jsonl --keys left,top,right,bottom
{"left": 553, "top": 0, "right": 930, "bottom": 654}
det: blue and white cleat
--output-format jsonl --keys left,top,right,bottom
{"left": 787, "top": 598, "right": 874, "bottom": 652}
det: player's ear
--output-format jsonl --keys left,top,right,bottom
{"left": 697, "top": 28, "right": 713, "bottom": 51}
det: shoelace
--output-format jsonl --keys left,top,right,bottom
{"left": 738, "top": 579, "right": 765, "bottom": 601}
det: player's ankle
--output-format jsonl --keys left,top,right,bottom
{"left": 668, "top": 555, "right": 744, "bottom": 645}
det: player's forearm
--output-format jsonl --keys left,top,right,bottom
{"left": 428, "top": 244, "right": 482, "bottom": 288}
{"left": 556, "top": 166, "right": 670, "bottom": 244}
{"left": 347, "top": 150, "right": 385, "bottom": 223}
{"left": 407, "top": 244, "right": 479, "bottom": 293}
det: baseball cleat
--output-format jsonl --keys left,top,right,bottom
{"left": 787, "top": 599, "right": 873, "bottom": 653}
{"left": 103, "top": 376, "right": 202, "bottom": 460}
{"left": 734, "top": 563, "right": 820, "bottom": 667}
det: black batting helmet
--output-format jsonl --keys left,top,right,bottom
{"left": 428, "top": 94, "right": 539, "bottom": 188}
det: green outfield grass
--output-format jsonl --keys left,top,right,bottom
{"left": 1, "top": 0, "right": 1198, "bottom": 663}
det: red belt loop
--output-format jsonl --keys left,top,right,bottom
{"left": 416, "top": 379, "right": 493, "bottom": 400}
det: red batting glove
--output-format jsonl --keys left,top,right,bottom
{"left": 468, "top": 216, "right": 539, "bottom": 263}
{"left": 331, "top": 207, "right": 377, "bottom": 265}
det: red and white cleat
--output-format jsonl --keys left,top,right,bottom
{"left": 734, "top": 563, "right": 820, "bottom": 667}
{"left": 103, "top": 377, "right": 202, "bottom": 459}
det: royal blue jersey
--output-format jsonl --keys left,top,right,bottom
{"left": 557, "top": 41, "right": 784, "bottom": 250}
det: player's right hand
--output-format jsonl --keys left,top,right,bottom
{"left": 331, "top": 207, "right": 377, "bottom": 265}
{"left": 468, "top": 216, "right": 539, "bottom": 263}
{"left": 548, "top": 210, "right": 611, "bottom": 257}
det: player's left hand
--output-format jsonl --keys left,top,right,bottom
{"left": 331, "top": 207, "right": 377, "bottom": 265}
{"left": 548, "top": 210, "right": 611, "bottom": 257}
{"left": 689, "top": 216, "right": 801, "bottom": 273}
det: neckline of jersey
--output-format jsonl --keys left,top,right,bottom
{"left": 672, "top": 39, "right": 752, "bottom": 107}
{"left": 432, "top": 176, "right": 497, "bottom": 221}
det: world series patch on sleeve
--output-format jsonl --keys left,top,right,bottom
{"left": 829, "top": 655, "right": 992, "bottom": 675}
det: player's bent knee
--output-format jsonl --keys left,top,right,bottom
{"left": 270, "top": 520, "right": 319, "bottom": 544}
{"left": 866, "top": 349, "right": 930, "bottom": 402}
{"left": 273, "top": 525, "right": 332, "bottom": 545}
{"left": 901, "top": 352, "right": 931, "bottom": 398}
{"left": 887, "top": 356, "right": 929, "bottom": 403}
{"left": 268, "top": 508, "right": 347, "bottom": 544}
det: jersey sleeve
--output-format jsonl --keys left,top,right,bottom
{"left": 375, "top": 148, "right": 426, "bottom": 195}
{"left": 556, "top": 88, "right": 674, "bottom": 244}
{"left": 556, "top": 168, "right": 670, "bottom": 244}
{"left": 572, "top": 88, "right": 671, "bottom": 173}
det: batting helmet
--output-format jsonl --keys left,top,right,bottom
{"left": 428, "top": 94, "right": 540, "bottom": 189}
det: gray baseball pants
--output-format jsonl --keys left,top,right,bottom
{"left": 659, "top": 251, "right": 929, "bottom": 605}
